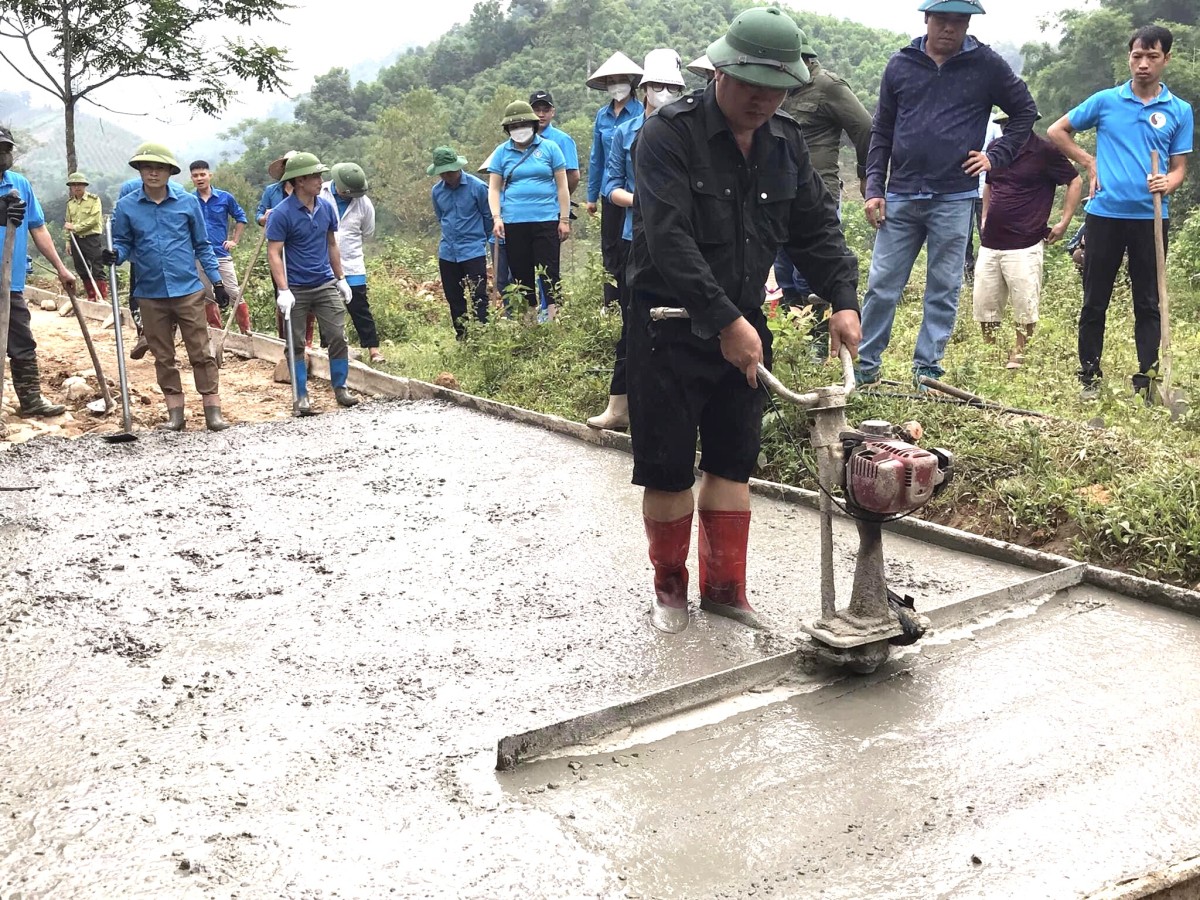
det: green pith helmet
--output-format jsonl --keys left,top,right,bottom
{"left": 500, "top": 101, "right": 539, "bottom": 128}
{"left": 801, "top": 38, "right": 816, "bottom": 58}
{"left": 707, "top": 7, "right": 810, "bottom": 89}
{"left": 918, "top": 0, "right": 985, "bottom": 13}
{"left": 280, "top": 151, "right": 329, "bottom": 181}
{"left": 66, "top": 171, "right": 89, "bottom": 186}
{"left": 331, "top": 162, "right": 369, "bottom": 196}
{"left": 426, "top": 147, "right": 468, "bottom": 177}
{"left": 128, "top": 142, "right": 181, "bottom": 175}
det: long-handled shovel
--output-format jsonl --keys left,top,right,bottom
{"left": 0, "top": 201, "right": 18, "bottom": 435}
{"left": 279, "top": 247, "right": 302, "bottom": 416}
{"left": 102, "top": 217, "right": 136, "bottom": 443}
{"left": 213, "top": 229, "right": 267, "bottom": 368}
{"left": 67, "top": 234, "right": 116, "bottom": 415}
{"left": 1150, "top": 150, "right": 1189, "bottom": 419}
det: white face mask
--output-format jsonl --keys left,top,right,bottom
{"left": 647, "top": 87, "right": 683, "bottom": 110}
{"left": 607, "top": 83, "right": 632, "bottom": 102}
{"left": 508, "top": 127, "right": 535, "bottom": 144}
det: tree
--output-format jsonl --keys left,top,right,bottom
{"left": 0, "top": 0, "right": 293, "bottom": 173}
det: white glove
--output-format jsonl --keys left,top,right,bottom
{"left": 335, "top": 278, "right": 352, "bottom": 303}
{"left": 276, "top": 289, "right": 296, "bottom": 315}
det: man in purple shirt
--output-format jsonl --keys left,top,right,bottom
{"left": 972, "top": 113, "right": 1082, "bottom": 367}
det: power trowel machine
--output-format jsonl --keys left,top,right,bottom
{"left": 650, "top": 306, "right": 954, "bottom": 674}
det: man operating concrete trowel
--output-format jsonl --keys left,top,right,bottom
{"left": 266, "top": 151, "right": 359, "bottom": 415}
{"left": 626, "top": 8, "right": 861, "bottom": 633}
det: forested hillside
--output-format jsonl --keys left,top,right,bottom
{"left": 217, "top": 0, "right": 1199, "bottom": 242}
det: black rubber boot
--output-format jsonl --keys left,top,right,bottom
{"left": 203, "top": 403, "right": 230, "bottom": 432}
{"left": 333, "top": 387, "right": 359, "bottom": 408}
{"left": 10, "top": 357, "right": 66, "bottom": 418}
{"left": 159, "top": 405, "right": 186, "bottom": 432}
{"left": 294, "top": 394, "right": 318, "bottom": 417}
{"left": 130, "top": 328, "right": 150, "bottom": 361}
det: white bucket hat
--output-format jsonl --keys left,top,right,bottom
{"left": 587, "top": 51, "right": 644, "bottom": 90}
{"left": 640, "top": 49, "right": 685, "bottom": 88}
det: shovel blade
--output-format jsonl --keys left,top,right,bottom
{"left": 102, "top": 431, "right": 137, "bottom": 444}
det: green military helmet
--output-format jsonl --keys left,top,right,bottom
{"left": 281, "top": 151, "right": 330, "bottom": 181}
{"left": 706, "top": 7, "right": 810, "bottom": 90}
{"left": 128, "top": 142, "right": 181, "bottom": 175}
{"left": 500, "top": 101, "right": 539, "bottom": 128}
{"left": 427, "top": 146, "right": 468, "bottom": 177}
{"left": 331, "top": 162, "right": 369, "bottom": 197}
{"left": 801, "top": 37, "right": 816, "bottom": 58}
{"left": 65, "top": 171, "right": 90, "bottom": 186}
{"left": 918, "top": 0, "right": 985, "bottom": 13}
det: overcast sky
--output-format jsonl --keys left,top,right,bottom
{"left": 82, "top": 0, "right": 1077, "bottom": 148}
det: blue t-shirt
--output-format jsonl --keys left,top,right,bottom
{"left": 1068, "top": 81, "right": 1194, "bottom": 220}
{"left": 432, "top": 173, "right": 493, "bottom": 263}
{"left": 196, "top": 188, "right": 247, "bottom": 258}
{"left": 602, "top": 115, "right": 644, "bottom": 243}
{"left": 488, "top": 135, "right": 566, "bottom": 224}
{"left": 265, "top": 193, "right": 339, "bottom": 289}
{"left": 0, "top": 171, "right": 44, "bottom": 294}
{"left": 540, "top": 124, "right": 579, "bottom": 171}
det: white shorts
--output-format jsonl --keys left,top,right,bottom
{"left": 972, "top": 243, "right": 1043, "bottom": 326}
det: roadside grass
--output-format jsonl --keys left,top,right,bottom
{"left": 235, "top": 230, "right": 1200, "bottom": 588}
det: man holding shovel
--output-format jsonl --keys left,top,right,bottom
{"left": 63, "top": 172, "right": 107, "bottom": 301}
{"left": 0, "top": 127, "right": 76, "bottom": 418}
{"left": 266, "top": 151, "right": 358, "bottom": 415}
{"left": 105, "top": 142, "right": 231, "bottom": 432}
{"left": 1047, "top": 24, "right": 1193, "bottom": 402}
{"left": 190, "top": 160, "right": 251, "bottom": 334}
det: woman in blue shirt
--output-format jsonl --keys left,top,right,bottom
{"left": 487, "top": 101, "right": 570, "bottom": 320}
{"left": 587, "top": 49, "right": 686, "bottom": 432}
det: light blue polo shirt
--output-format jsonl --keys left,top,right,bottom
{"left": 0, "top": 171, "right": 44, "bottom": 294}
{"left": 265, "top": 192, "right": 338, "bottom": 289}
{"left": 488, "top": 135, "right": 566, "bottom": 224}
{"left": 540, "top": 124, "right": 579, "bottom": 171}
{"left": 1068, "top": 81, "right": 1194, "bottom": 219}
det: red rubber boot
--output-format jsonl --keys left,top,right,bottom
{"left": 644, "top": 513, "right": 692, "bottom": 634}
{"left": 698, "top": 509, "right": 761, "bottom": 628}
{"left": 96, "top": 279, "right": 109, "bottom": 300}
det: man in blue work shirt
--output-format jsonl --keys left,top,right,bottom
{"left": 0, "top": 126, "right": 77, "bottom": 420}
{"left": 530, "top": 91, "right": 580, "bottom": 195}
{"left": 856, "top": 0, "right": 1037, "bottom": 388}
{"left": 266, "top": 151, "right": 358, "bottom": 416}
{"left": 190, "top": 160, "right": 250, "bottom": 334}
{"left": 107, "top": 142, "right": 231, "bottom": 432}
{"left": 429, "top": 146, "right": 493, "bottom": 339}
{"left": 1047, "top": 24, "right": 1193, "bottom": 400}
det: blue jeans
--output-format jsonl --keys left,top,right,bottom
{"left": 773, "top": 197, "right": 841, "bottom": 299}
{"left": 858, "top": 198, "right": 973, "bottom": 376}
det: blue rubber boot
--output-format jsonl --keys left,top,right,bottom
{"left": 330, "top": 358, "right": 358, "bottom": 407}
{"left": 293, "top": 358, "right": 317, "bottom": 416}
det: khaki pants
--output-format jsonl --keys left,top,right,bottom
{"left": 138, "top": 291, "right": 219, "bottom": 397}
{"left": 972, "top": 243, "right": 1043, "bottom": 326}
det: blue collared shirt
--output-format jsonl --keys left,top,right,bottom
{"left": 196, "top": 188, "right": 247, "bottom": 258}
{"left": 540, "top": 123, "right": 580, "bottom": 171}
{"left": 602, "top": 114, "right": 644, "bottom": 242}
{"left": 488, "top": 135, "right": 566, "bottom": 224}
{"left": 587, "top": 97, "right": 644, "bottom": 203}
{"left": 1069, "top": 81, "right": 1194, "bottom": 219}
{"left": 265, "top": 192, "right": 338, "bottom": 288}
{"left": 432, "top": 173, "right": 493, "bottom": 263}
{"left": 257, "top": 182, "right": 286, "bottom": 221}
{"left": 0, "top": 171, "right": 44, "bottom": 294}
{"left": 112, "top": 182, "right": 220, "bottom": 298}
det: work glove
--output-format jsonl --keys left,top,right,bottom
{"left": 276, "top": 289, "right": 296, "bottom": 315}
{"left": 100, "top": 249, "right": 119, "bottom": 266}
{"left": 335, "top": 278, "right": 352, "bottom": 303}
{"left": 0, "top": 191, "right": 26, "bottom": 226}
{"left": 213, "top": 282, "right": 230, "bottom": 309}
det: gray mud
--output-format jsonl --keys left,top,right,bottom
{"left": 1, "top": 400, "right": 1194, "bottom": 898}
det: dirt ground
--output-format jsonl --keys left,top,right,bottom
{"left": 1, "top": 304, "right": 337, "bottom": 445}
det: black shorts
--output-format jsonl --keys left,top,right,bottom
{"left": 627, "top": 292, "right": 773, "bottom": 492}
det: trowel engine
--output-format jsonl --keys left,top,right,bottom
{"left": 841, "top": 420, "right": 953, "bottom": 519}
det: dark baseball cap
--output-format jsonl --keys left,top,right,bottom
{"left": 0, "top": 127, "right": 14, "bottom": 148}
{"left": 529, "top": 90, "right": 555, "bottom": 108}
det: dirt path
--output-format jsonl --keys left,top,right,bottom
{"left": 1, "top": 305, "right": 328, "bottom": 445}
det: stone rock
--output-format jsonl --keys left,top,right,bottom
{"left": 434, "top": 372, "right": 460, "bottom": 391}
{"left": 57, "top": 301, "right": 75, "bottom": 317}
{"left": 273, "top": 357, "right": 291, "bottom": 384}
{"left": 39, "top": 296, "right": 59, "bottom": 311}
{"left": 63, "top": 376, "right": 92, "bottom": 401}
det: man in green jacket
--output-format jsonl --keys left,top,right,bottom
{"left": 775, "top": 38, "right": 873, "bottom": 356}
{"left": 63, "top": 172, "right": 108, "bottom": 300}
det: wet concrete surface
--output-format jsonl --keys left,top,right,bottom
{"left": 0, "top": 400, "right": 1195, "bottom": 898}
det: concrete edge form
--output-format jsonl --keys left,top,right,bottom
{"left": 35, "top": 283, "right": 1199, "bottom": 619}
{"left": 922, "top": 563, "right": 1087, "bottom": 629}
{"left": 1086, "top": 854, "right": 1200, "bottom": 900}
{"left": 495, "top": 650, "right": 805, "bottom": 771}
